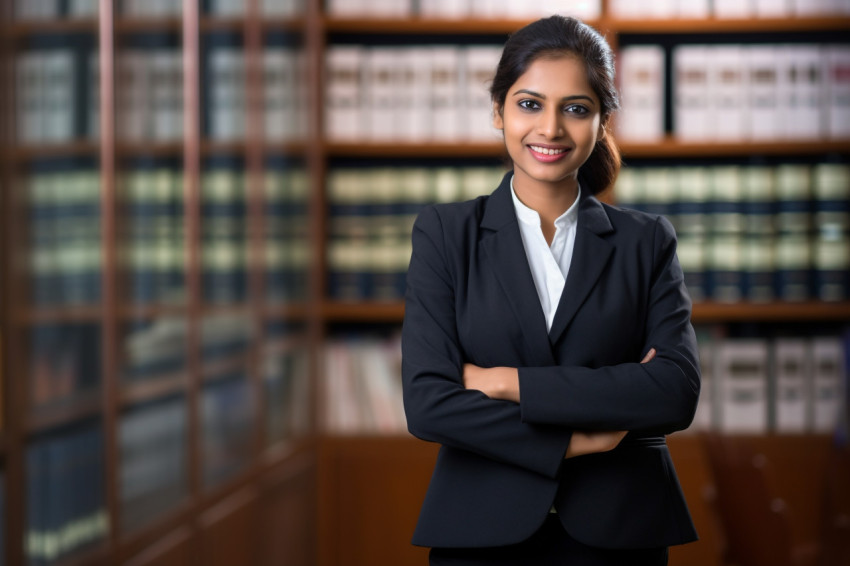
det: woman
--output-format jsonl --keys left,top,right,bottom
{"left": 402, "top": 15, "right": 700, "bottom": 566}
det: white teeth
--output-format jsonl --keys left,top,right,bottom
{"left": 530, "top": 145, "right": 566, "bottom": 156}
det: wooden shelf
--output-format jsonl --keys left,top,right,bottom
{"left": 121, "top": 373, "right": 186, "bottom": 407}
{"left": 322, "top": 301, "right": 405, "bottom": 322}
{"left": 325, "top": 139, "right": 850, "bottom": 159}
{"left": 619, "top": 138, "right": 850, "bottom": 158}
{"left": 321, "top": 300, "right": 850, "bottom": 324}
{"left": 115, "top": 18, "right": 182, "bottom": 34}
{"left": 28, "top": 389, "right": 102, "bottom": 434}
{"left": 18, "top": 305, "right": 102, "bottom": 325}
{"left": 7, "top": 19, "right": 97, "bottom": 37}
{"left": 325, "top": 141, "right": 504, "bottom": 158}
{"left": 322, "top": 15, "right": 850, "bottom": 35}
{"left": 10, "top": 141, "right": 99, "bottom": 162}
{"left": 612, "top": 16, "right": 850, "bottom": 34}
{"left": 691, "top": 301, "right": 850, "bottom": 323}
{"left": 323, "top": 17, "right": 556, "bottom": 34}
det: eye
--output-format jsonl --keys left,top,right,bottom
{"left": 518, "top": 99, "right": 541, "bottom": 111}
{"left": 564, "top": 104, "right": 589, "bottom": 116}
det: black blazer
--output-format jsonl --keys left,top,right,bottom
{"left": 402, "top": 172, "right": 700, "bottom": 550}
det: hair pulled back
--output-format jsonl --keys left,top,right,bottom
{"left": 490, "top": 15, "right": 621, "bottom": 195}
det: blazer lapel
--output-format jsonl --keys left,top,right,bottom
{"left": 479, "top": 174, "right": 555, "bottom": 366}
{"left": 548, "top": 194, "right": 615, "bottom": 345}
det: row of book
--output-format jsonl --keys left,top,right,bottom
{"left": 15, "top": 42, "right": 308, "bottom": 145}
{"left": 25, "top": 160, "right": 311, "bottom": 306}
{"left": 13, "top": 0, "right": 304, "bottom": 19}
{"left": 616, "top": 162, "right": 850, "bottom": 303}
{"left": 16, "top": 47, "right": 98, "bottom": 144}
{"left": 205, "top": 45, "right": 309, "bottom": 143}
{"left": 326, "top": 0, "right": 601, "bottom": 19}
{"left": 14, "top": 0, "right": 97, "bottom": 20}
{"left": 325, "top": 44, "right": 502, "bottom": 143}
{"left": 610, "top": 0, "right": 850, "bottom": 18}
{"left": 618, "top": 43, "right": 850, "bottom": 142}
{"left": 323, "top": 334, "right": 406, "bottom": 435}
{"left": 327, "top": 166, "right": 506, "bottom": 301}
{"left": 26, "top": 421, "right": 108, "bottom": 566}
{"left": 692, "top": 331, "right": 849, "bottom": 436}
{"left": 319, "top": 330, "right": 849, "bottom": 437}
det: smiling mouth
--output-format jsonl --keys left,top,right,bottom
{"left": 529, "top": 145, "right": 569, "bottom": 156}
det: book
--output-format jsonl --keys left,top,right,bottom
{"left": 713, "top": 0, "right": 754, "bottom": 17}
{"left": 812, "top": 163, "right": 850, "bottom": 301}
{"left": 202, "top": 159, "right": 247, "bottom": 304}
{"left": 616, "top": 45, "right": 665, "bottom": 142}
{"left": 746, "top": 46, "right": 784, "bottom": 140}
{"left": 811, "top": 337, "right": 846, "bottom": 433}
{"left": 716, "top": 339, "right": 770, "bottom": 433}
{"left": 709, "top": 46, "right": 748, "bottom": 140}
{"left": 673, "top": 45, "right": 711, "bottom": 141}
{"left": 263, "top": 48, "right": 297, "bottom": 143}
{"left": 208, "top": 46, "right": 244, "bottom": 141}
{"left": 772, "top": 338, "right": 811, "bottom": 433}
{"left": 676, "top": 167, "right": 712, "bottom": 302}
{"left": 825, "top": 45, "right": 850, "bottom": 139}
{"left": 364, "top": 48, "right": 400, "bottom": 141}
{"left": 753, "top": 0, "right": 790, "bottom": 17}
{"left": 430, "top": 46, "right": 463, "bottom": 142}
{"left": 774, "top": 164, "right": 813, "bottom": 301}
{"left": 742, "top": 166, "right": 777, "bottom": 302}
{"left": 708, "top": 167, "right": 746, "bottom": 303}
{"left": 324, "top": 46, "right": 364, "bottom": 142}
{"left": 463, "top": 46, "right": 502, "bottom": 142}
{"left": 786, "top": 45, "right": 826, "bottom": 140}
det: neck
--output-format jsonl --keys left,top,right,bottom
{"left": 513, "top": 176, "right": 579, "bottom": 228}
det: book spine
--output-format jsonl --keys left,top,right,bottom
{"left": 616, "top": 45, "right": 666, "bottom": 142}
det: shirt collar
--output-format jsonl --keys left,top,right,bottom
{"left": 510, "top": 175, "right": 581, "bottom": 229}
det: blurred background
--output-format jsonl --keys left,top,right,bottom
{"left": 0, "top": 1, "right": 848, "bottom": 565}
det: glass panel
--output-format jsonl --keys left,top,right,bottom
{"left": 25, "top": 420, "right": 107, "bottom": 566}
{"left": 200, "top": 312, "right": 254, "bottom": 487}
{"left": 27, "top": 157, "right": 101, "bottom": 307}
{"left": 119, "top": 157, "right": 185, "bottom": 306}
{"left": 29, "top": 323, "right": 101, "bottom": 419}
{"left": 264, "top": 160, "right": 309, "bottom": 304}
{"left": 202, "top": 375, "right": 255, "bottom": 488}
{"left": 263, "top": 321, "right": 311, "bottom": 448}
{"left": 119, "top": 395, "right": 188, "bottom": 531}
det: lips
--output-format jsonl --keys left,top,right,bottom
{"left": 528, "top": 144, "right": 571, "bottom": 162}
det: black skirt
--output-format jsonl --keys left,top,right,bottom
{"left": 429, "top": 515, "right": 669, "bottom": 566}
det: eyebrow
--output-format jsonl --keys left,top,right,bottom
{"left": 512, "top": 89, "right": 597, "bottom": 105}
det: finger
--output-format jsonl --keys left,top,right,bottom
{"left": 640, "top": 348, "right": 657, "bottom": 364}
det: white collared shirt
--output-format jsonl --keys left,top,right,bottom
{"left": 510, "top": 176, "right": 581, "bottom": 332}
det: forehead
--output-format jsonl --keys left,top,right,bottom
{"left": 510, "top": 54, "right": 595, "bottom": 95}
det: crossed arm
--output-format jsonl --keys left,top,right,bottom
{"left": 463, "top": 348, "right": 657, "bottom": 459}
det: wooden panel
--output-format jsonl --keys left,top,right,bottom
{"left": 667, "top": 434, "right": 726, "bottom": 566}
{"left": 319, "top": 437, "right": 438, "bottom": 566}
{"left": 122, "top": 528, "right": 195, "bottom": 566}
{"left": 198, "top": 488, "right": 260, "bottom": 566}
{"left": 260, "top": 453, "right": 318, "bottom": 566}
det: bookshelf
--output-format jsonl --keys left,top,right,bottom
{"left": 1, "top": 1, "right": 848, "bottom": 566}
{"left": 1, "top": 0, "right": 317, "bottom": 565}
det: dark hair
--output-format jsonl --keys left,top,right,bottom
{"left": 490, "top": 15, "right": 621, "bottom": 195}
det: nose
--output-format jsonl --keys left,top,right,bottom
{"left": 538, "top": 107, "right": 564, "bottom": 139}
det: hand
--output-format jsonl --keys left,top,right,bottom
{"left": 565, "top": 430, "right": 628, "bottom": 458}
{"left": 463, "top": 364, "right": 520, "bottom": 403}
{"left": 641, "top": 348, "right": 657, "bottom": 364}
{"left": 563, "top": 348, "right": 656, "bottom": 459}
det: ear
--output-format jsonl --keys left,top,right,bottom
{"left": 597, "top": 120, "right": 607, "bottom": 140}
{"left": 492, "top": 102, "right": 504, "bottom": 130}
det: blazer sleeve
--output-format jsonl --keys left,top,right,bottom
{"left": 402, "top": 206, "right": 571, "bottom": 479}
{"left": 518, "top": 215, "right": 701, "bottom": 434}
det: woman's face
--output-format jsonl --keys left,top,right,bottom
{"left": 493, "top": 54, "right": 603, "bottom": 194}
